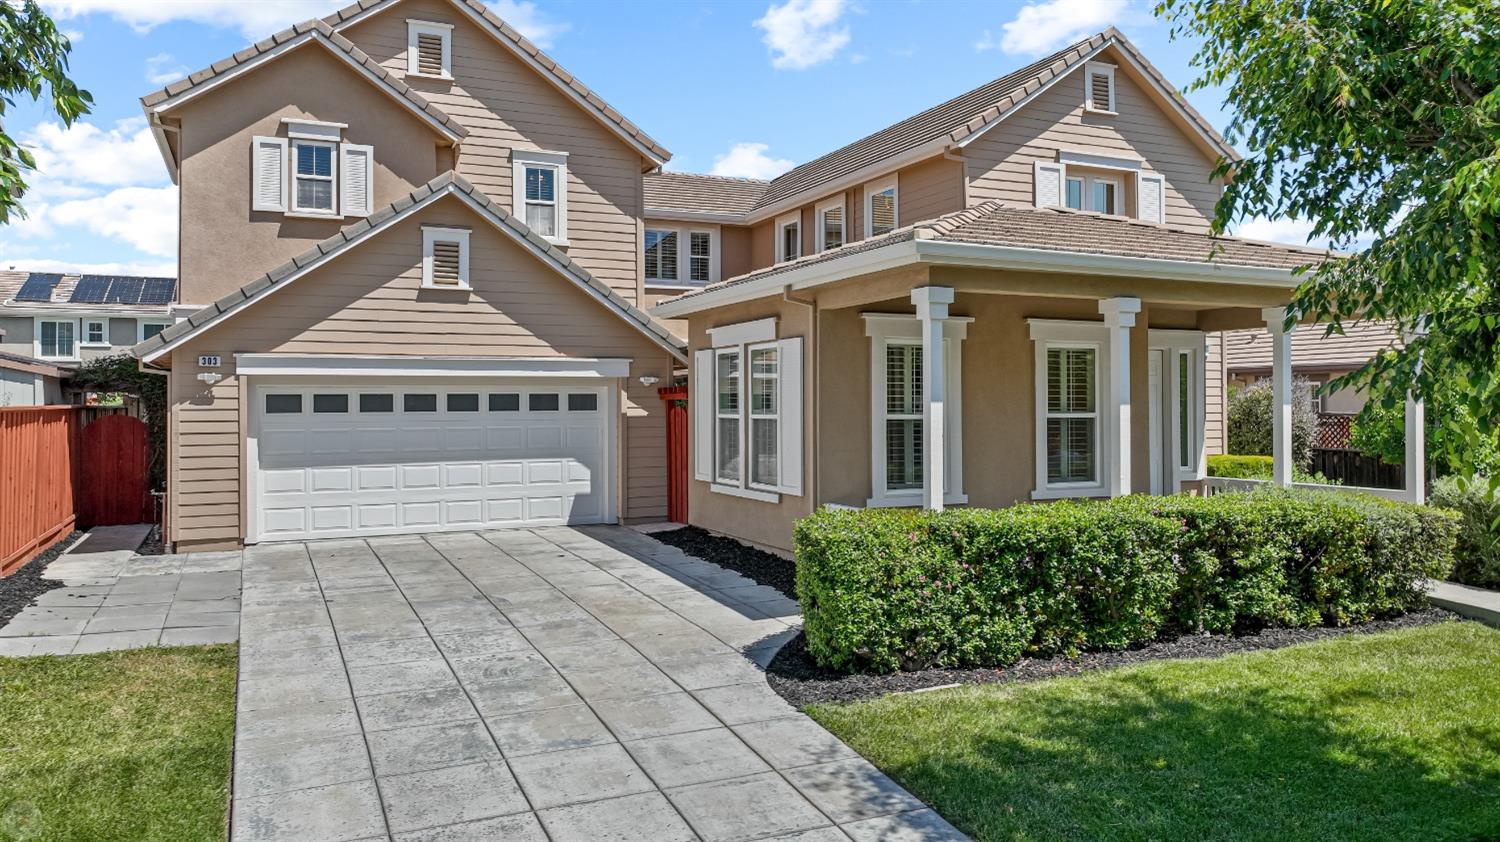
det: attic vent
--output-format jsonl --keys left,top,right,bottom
{"left": 422, "top": 227, "right": 470, "bottom": 289}
{"left": 407, "top": 20, "right": 453, "bottom": 78}
{"left": 1085, "top": 62, "right": 1115, "bottom": 112}
{"left": 417, "top": 33, "right": 444, "bottom": 75}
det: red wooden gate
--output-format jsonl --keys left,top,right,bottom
{"left": 80, "top": 414, "right": 153, "bottom": 526}
{"left": 0, "top": 407, "right": 79, "bottom": 575}
{"left": 659, "top": 386, "right": 689, "bottom": 524}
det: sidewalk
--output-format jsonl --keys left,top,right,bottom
{"left": 1427, "top": 580, "right": 1500, "bottom": 628}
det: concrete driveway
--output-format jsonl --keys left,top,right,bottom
{"left": 232, "top": 526, "right": 966, "bottom": 842}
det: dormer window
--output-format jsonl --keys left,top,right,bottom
{"left": 422, "top": 226, "right": 470, "bottom": 289}
{"left": 1085, "top": 62, "right": 1116, "bottom": 113}
{"left": 407, "top": 20, "right": 453, "bottom": 79}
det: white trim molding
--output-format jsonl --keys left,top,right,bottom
{"left": 1084, "top": 61, "right": 1117, "bottom": 114}
{"left": 1148, "top": 328, "right": 1208, "bottom": 489}
{"left": 708, "top": 317, "right": 776, "bottom": 347}
{"left": 1028, "top": 317, "right": 1113, "bottom": 500}
{"left": 815, "top": 195, "right": 845, "bottom": 253}
{"left": 233, "top": 354, "right": 632, "bottom": 379}
{"left": 775, "top": 211, "right": 802, "bottom": 262}
{"left": 406, "top": 19, "right": 454, "bottom": 79}
{"left": 421, "top": 225, "right": 471, "bottom": 289}
{"left": 33, "top": 316, "right": 80, "bottom": 362}
{"left": 862, "top": 310, "right": 971, "bottom": 508}
{"left": 1058, "top": 150, "right": 1141, "bottom": 171}
{"left": 863, "top": 175, "right": 899, "bottom": 239}
{"left": 511, "top": 149, "right": 569, "bottom": 246}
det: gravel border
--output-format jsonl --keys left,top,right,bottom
{"left": 0, "top": 531, "right": 83, "bottom": 628}
{"left": 650, "top": 526, "right": 797, "bottom": 599}
{"left": 767, "top": 608, "right": 1461, "bottom": 706}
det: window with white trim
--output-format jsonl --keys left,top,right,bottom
{"left": 1149, "top": 330, "right": 1207, "bottom": 485}
{"left": 291, "top": 139, "right": 337, "bottom": 215}
{"left": 776, "top": 212, "right": 801, "bottom": 262}
{"left": 1030, "top": 319, "right": 1113, "bottom": 498}
{"left": 1065, "top": 176, "right": 1084, "bottom": 210}
{"left": 407, "top": 20, "right": 453, "bottom": 79}
{"left": 251, "top": 127, "right": 373, "bottom": 219}
{"left": 1085, "top": 62, "right": 1116, "bottom": 113}
{"left": 1178, "top": 350, "right": 1192, "bottom": 469}
{"left": 863, "top": 313, "right": 967, "bottom": 507}
{"left": 816, "top": 197, "right": 844, "bottom": 253}
{"left": 82, "top": 319, "right": 107, "bottom": 346}
{"left": 644, "top": 229, "right": 678, "bottom": 283}
{"left": 1091, "top": 176, "right": 1120, "bottom": 215}
{"left": 422, "top": 226, "right": 470, "bottom": 289}
{"left": 511, "top": 150, "right": 568, "bottom": 244}
{"left": 688, "top": 231, "right": 712, "bottom": 283}
{"left": 864, "top": 176, "right": 898, "bottom": 238}
{"left": 36, "top": 319, "right": 76, "bottom": 360}
{"left": 138, "top": 321, "right": 170, "bottom": 343}
{"left": 693, "top": 318, "right": 804, "bottom": 500}
{"left": 644, "top": 227, "right": 716, "bottom": 287}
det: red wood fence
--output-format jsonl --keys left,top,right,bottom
{"left": 80, "top": 414, "right": 153, "bottom": 526}
{"left": 0, "top": 407, "right": 80, "bottom": 575}
{"left": 659, "top": 386, "right": 689, "bottom": 524}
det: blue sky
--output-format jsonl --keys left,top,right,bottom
{"left": 0, "top": 0, "right": 1315, "bottom": 278}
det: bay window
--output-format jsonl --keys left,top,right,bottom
{"left": 694, "top": 318, "right": 804, "bottom": 501}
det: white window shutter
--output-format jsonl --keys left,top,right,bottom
{"left": 1033, "top": 161, "right": 1064, "bottom": 208}
{"left": 341, "top": 143, "right": 374, "bottom": 217}
{"left": 694, "top": 349, "right": 713, "bottom": 482}
{"left": 776, "top": 337, "right": 804, "bottom": 496}
{"left": 251, "top": 136, "right": 287, "bottom": 212}
{"left": 1138, "top": 173, "right": 1165, "bottom": 224}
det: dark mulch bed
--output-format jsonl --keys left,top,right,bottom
{"left": 650, "top": 526, "right": 797, "bottom": 600}
{"left": 0, "top": 531, "right": 82, "bottom": 628}
{"left": 767, "top": 608, "right": 1460, "bottom": 706}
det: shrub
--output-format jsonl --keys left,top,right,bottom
{"left": 1430, "top": 476, "right": 1500, "bottom": 588}
{"left": 1207, "top": 454, "right": 1339, "bottom": 485}
{"left": 1226, "top": 379, "right": 1317, "bottom": 468}
{"left": 794, "top": 490, "right": 1457, "bottom": 673}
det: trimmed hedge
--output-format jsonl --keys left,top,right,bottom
{"left": 794, "top": 489, "right": 1458, "bottom": 673}
{"left": 1430, "top": 477, "right": 1500, "bottom": 588}
{"left": 1208, "top": 454, "right": 1275, "bottom": 478}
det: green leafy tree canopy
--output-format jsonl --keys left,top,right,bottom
{"left": 1156, "top": 0, "right": 1500, "bottom": 441}
{"left": 0, "top": 0, "right": 92, "bottom": 223}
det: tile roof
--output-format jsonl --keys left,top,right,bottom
{"left": 322, "top": 0, "right": 670, "bottom": 163}
{"left": 132, "top": 172, "right": 685, "bottom": 363}
{"left": 644, "top": 172, "right": 770, "bottom": 218}
{"left": 0, "top": 271, "right": 177, "bottom": 312}
{"left": 1225, "top": 321, "right": 1402, "bottom": 372}
{"left": 748, "top": 27, "right": 1235, "bottom": 215}
{"left": 141, "top": 19, "right": 467, "bottom": 140}
{"left": 661, "top": 201, "right": 1329, "bottom": 309}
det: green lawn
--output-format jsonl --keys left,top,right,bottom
{"left": 808, "top": 622, "right": 1500, "bottom": 842}
{"left": 0, "top": 646, "right": 237, "bottom": 842}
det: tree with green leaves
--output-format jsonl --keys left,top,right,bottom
{"left": 1156, "top": 0, "right": 1499, "bottom": 483}
{"left": 0, "top": 0, "right": 92, "bottom": 224}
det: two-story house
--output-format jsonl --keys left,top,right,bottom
{"left": 132, "top": 0, "right": 1329, "bottom": 554}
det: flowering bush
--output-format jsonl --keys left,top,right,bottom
{"left": 793, "top": 489, "right": 1457, "bottom": 673}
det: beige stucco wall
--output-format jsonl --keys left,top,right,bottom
{"left": 172, "top": 43, "right": 449, "bottom": 305}
{"left": 341, "top": 0, "right": 649, "bottom": 303}
{"left": 963, "top": 44, "right": 1222, "bottom": 231}
{"left": 166, "top": 194, "right": 676, "bottom": 550}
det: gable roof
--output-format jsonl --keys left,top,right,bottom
{"left": 740, "top": 28, "right": 1237, "bottom": 223}
{"left": 0, "top": 271, "right": 176, "bottom": 314}
{"left": 655, "top": 201, "right": 1327, "bottom": 317}
{"left": 324, "top": 0, "right": 670, "bottom": 166}
{"left": 133, "top": 173, "right": 685, "bottom": 364}
{"left": 643, "top": 172, "right": 770, "bottom": 220}
{"left": 141, "top": 19, "right": 467, "bottom": 181}
{"left": 1225, "top": 322, "right": 1402, "bottom": 372}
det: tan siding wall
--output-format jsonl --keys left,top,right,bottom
{"left": 167, "top": 195, "right": 673, "bottom": 546}
{"left": 964, "top": 47, "right": 1221, "bottom": 231}
{"left": 342, "top": 0, "right": 647, "bottom": 303}
{"left": 174, "top": 44, "right": 446, "bottom": 304}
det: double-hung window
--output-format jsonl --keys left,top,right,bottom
{"left": 816, "top": 197, "right": 844, "bottom": 253}
{"left": 884, "top": 342, "right": 923, "bottom": 490}
{"left": 511, "top": 150, "right": 569, "bottom": 245}
{"left": 863, "top": 313, "right": 968, "bottom": 507}
{"left": 776, "top": 212, "right": 801, "bottom": 262}
{"left": 644, "top": 230, "right": 679, "bottom": 283}
{"left": 1045, "top": 346, "right": 1098, "bottom": 485}
{"left": 864, "top": 176, "right": 898, "bottom": 238}
{"left": 251, "top": 122, "right": 373, "bottom": 219}
{"left": 37, "top": 319, "right": 76, "bottom": 360}
{"left": 83, "top": 319, "right": 107, "bottom": 346}
{"left": 694, "top": 318, "right": 803, "bottom": 501}
{"left": 688, "top": 231, "right": 712, "bottom": 283}
{"left": 291, "top": 140, "right": 337, "bottom": 215}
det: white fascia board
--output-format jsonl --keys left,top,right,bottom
{"left": 954, "top": 40, "right": 1114, "bottom": 152}
{"left": 235, "top": 354, "right": 632, "bottom": 378}
{"left": 2, "top": 305, "right": 174, "bottom": 319}
{"left": 644, "top": 208, "right": 749, "bottom": 225}
{"left": 913, "top": 240, "right": 1299, "bottom": 286}
{"left": 742, "top": 140, "right": 951, "bottom": 225}
{"left": 143, "top": 105, "right": 180, "bottom": 185}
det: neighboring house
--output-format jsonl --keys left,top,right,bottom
{"left": 653, "top": 28, "right": 1333, "bottom": 553}
{"left": 0, "top": 271, "right": 177, "bottom": 368}
{"left": 1207, "top": 321, "right": 1402, "bottom": 450}
{"left": 0, "top": 351, "right": 65, "bottom": 407}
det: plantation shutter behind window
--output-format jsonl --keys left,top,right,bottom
{"left": 251, "top": 136, "right": 288, "bottom": 212}
{"left": 1033, "top": 161, "right": 1064, "bottom": 208}
{"left": 1137, "top": 173, "right": 1164, "bottom": 224}
{"left": 340, "top": 144, "right": 374, "bottom": 217}
{"left": 776, "top": 337, "right": 803, "bottom": 496}
{"left": 694, "top": 349, "right": 714, "bottom": 481}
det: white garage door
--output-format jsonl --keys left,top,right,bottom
{"left": 250, "top": 380, "right": 613, "bottom": 542}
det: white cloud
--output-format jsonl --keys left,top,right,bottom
{"left": 754, "top": 0, "right": 851, "bottom": 70}
{"left": 1235, "top": 215, "right": 1382, "bottom": 253}
{"left": 48, "top": 186, "right": 179, "bottom": 257}
{"left": 1, "top": 257, "right": 177, "bottom": 277}
{"left": 44, "top": 0, "right": 567, "bottom": 46}
{"left": 709, "top": 143, "right": 795, "bottom": 180}
{"left": 145, "top": 52, "right": 188, "bottom": 86}
{"left": 995, "top": 0, "right": 1132, "bottom": 56}
{"left": 21, "top": 118, "right": 166, "bottom": 189}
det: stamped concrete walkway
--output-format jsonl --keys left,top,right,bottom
{"left": 233, "top": 526, "right": 966, "bottom": 842}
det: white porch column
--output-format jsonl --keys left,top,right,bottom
{"left": 1405, "top": 394, "right": 1426, "bottom": 503}
{"left": 912, "top": 286, "right": 954, "bottom": 511}
{"left": 1262, "top": 306, "right": 1294, "bottom": 487}
{"left": 1099, "top": 297, "right": 1141, "bottom": 497}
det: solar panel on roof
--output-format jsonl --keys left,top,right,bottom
{"left": 15, "top": 273, "right": 63, "bottom": 302}
{"left": 69, "top": 275, "right": 110, "bottom": 303}
{"left": 105, "top": 277, "right": 144, "bottom": 305}
{"left": 138, "top": 277, "right": 176, "bottom": 305}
